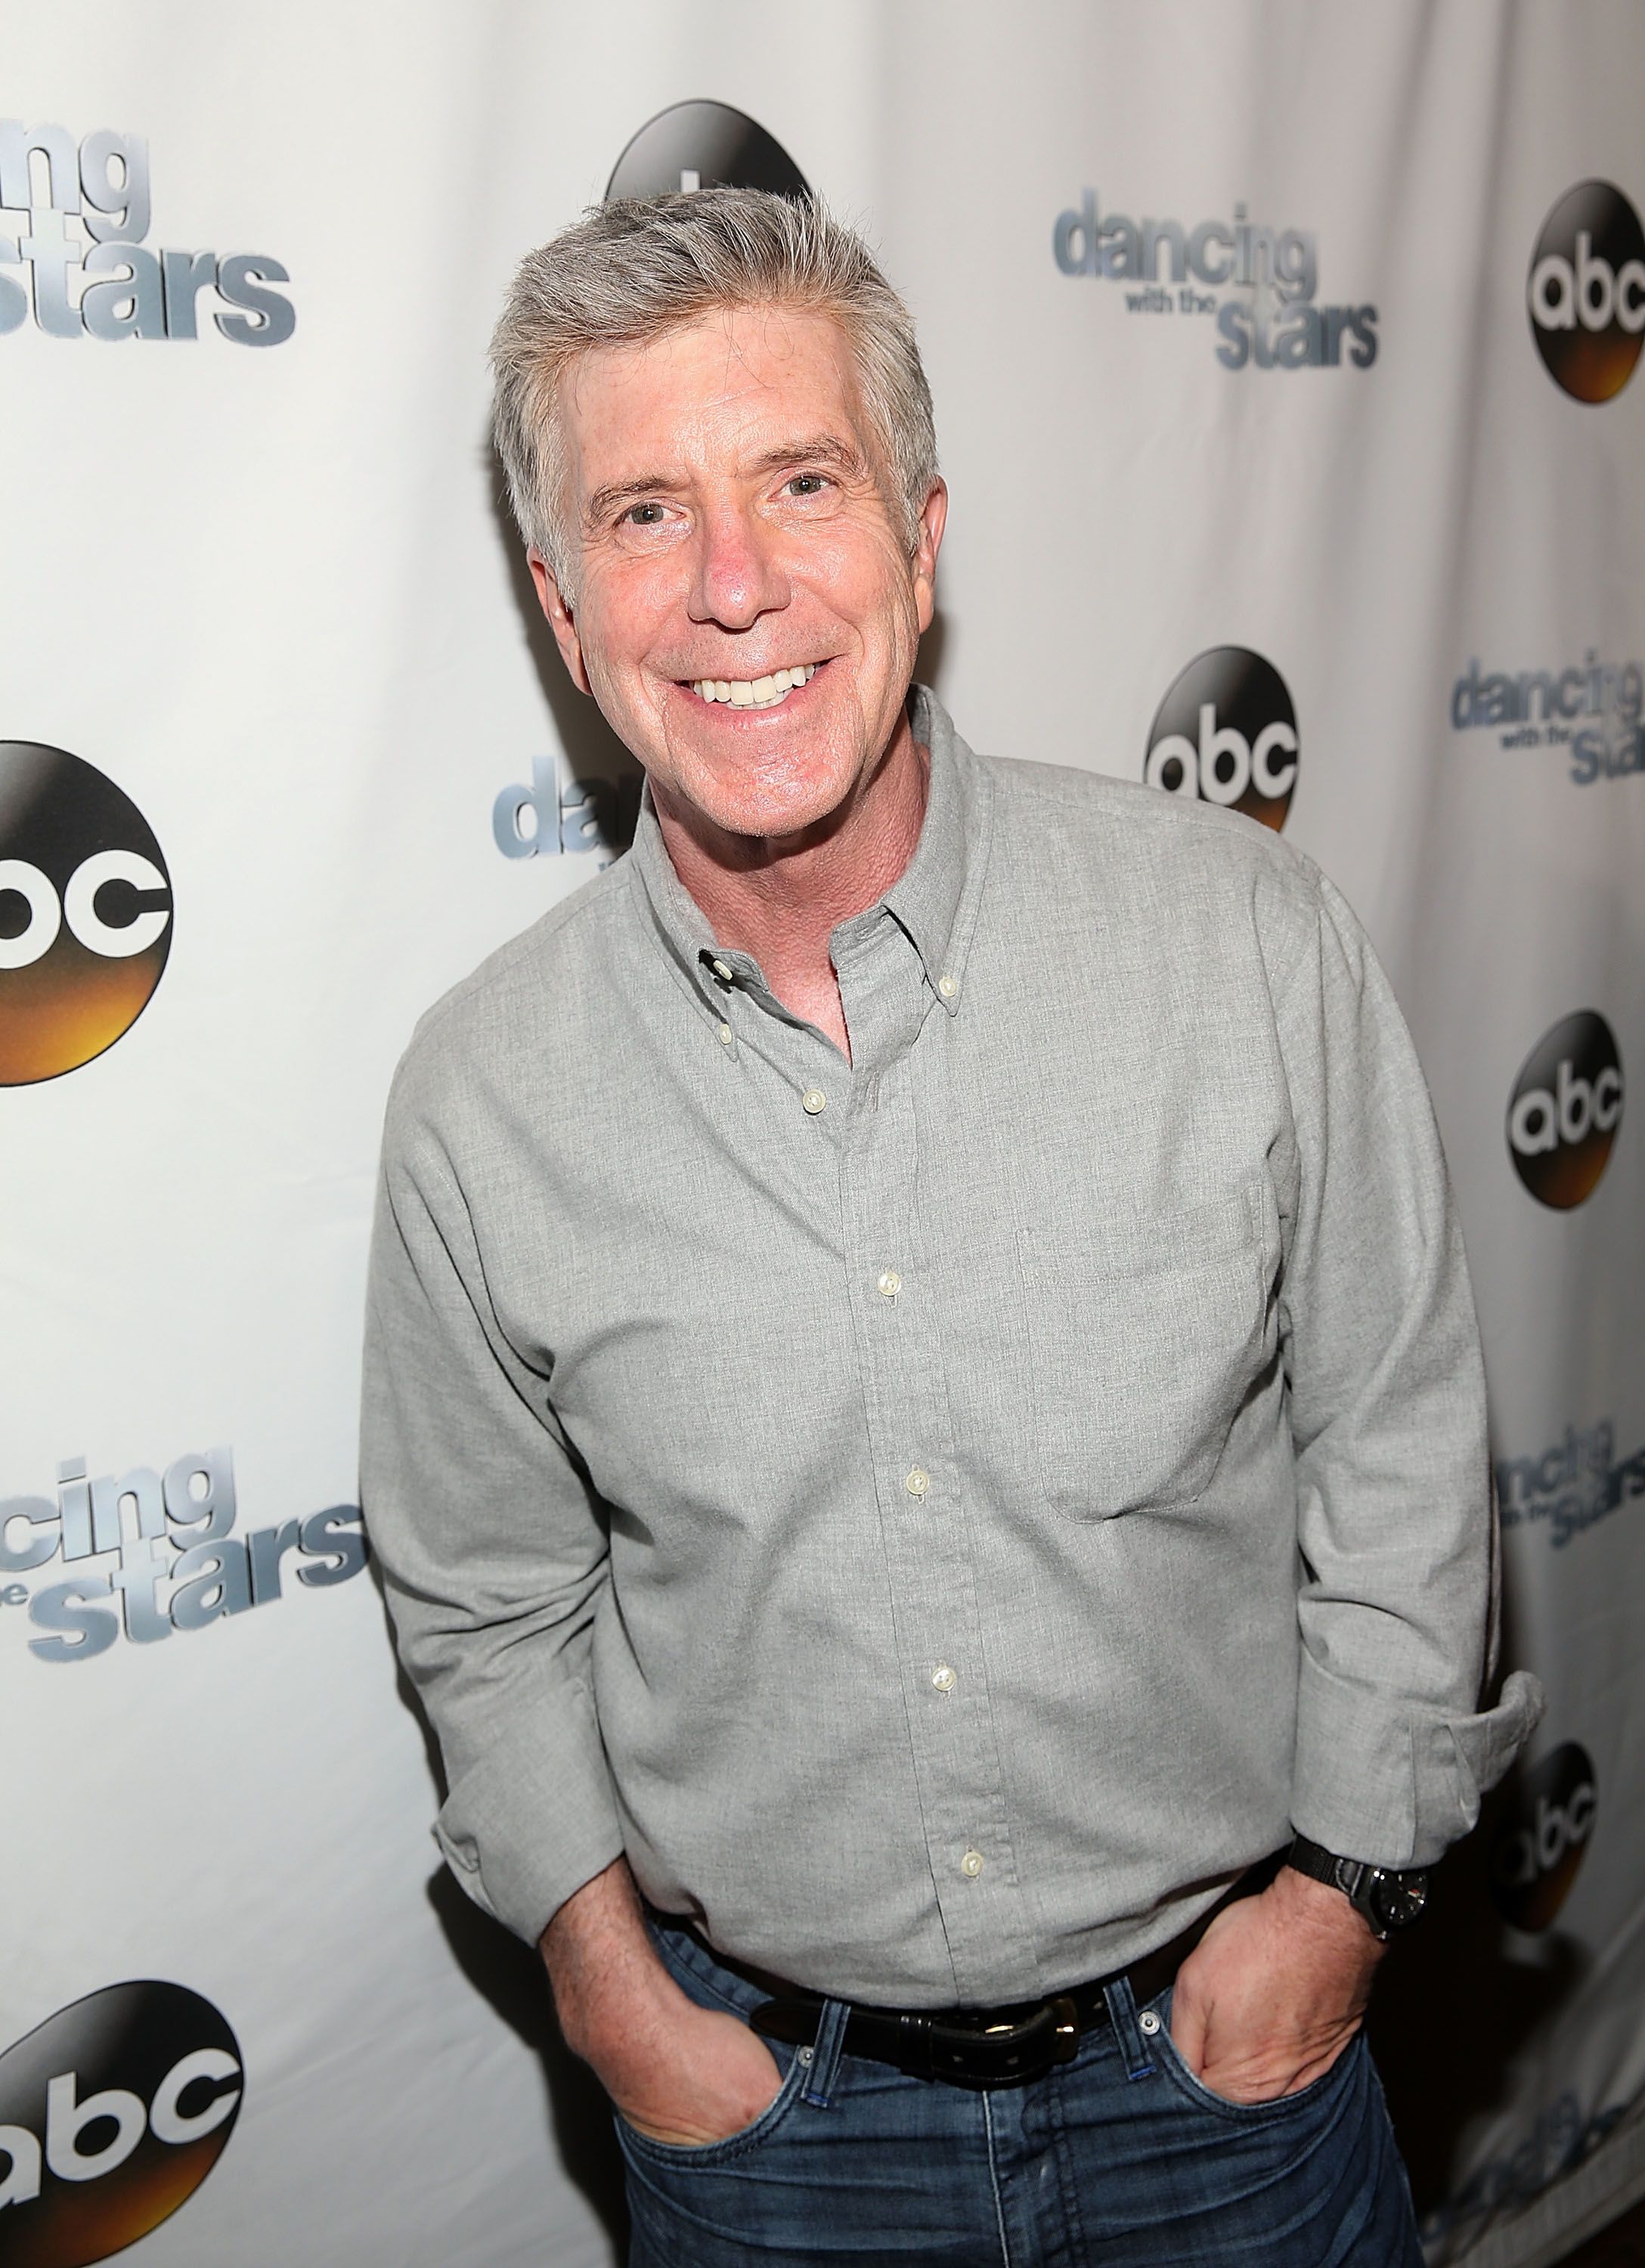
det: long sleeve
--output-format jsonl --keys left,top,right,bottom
{"left": 1273, "top": 872, "right": 1542, "bottom": 1868}
{"left": 360, "top": 1059, "right": 624, "bottom": 1944}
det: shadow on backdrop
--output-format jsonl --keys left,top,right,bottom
{"left": 1370, "top": 1791, "right": 1587, "bottom": 2220}
{"left": 489, "top": 448, "right": 638, "bottom": 808}
{"left": 426, "top": 1866, "right": 630, "bottom": 2262}
{"left": 1370, "top": 1575, "right": 1588, "bottom": 2236}
{"left": 386, "top": 1634, "right": 630, "bottom": 2259}
{"left": 358, "top": 1551, "right": 630, "bottom": 2259}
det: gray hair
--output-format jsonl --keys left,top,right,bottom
{"left": 490, "top": 187, "right": 938, "bottom": 593}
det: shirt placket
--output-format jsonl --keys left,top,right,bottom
{"left": 832, "top": 926, "right": 1039, "bottom": 2006}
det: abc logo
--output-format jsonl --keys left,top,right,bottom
{"left": 1145, "top": 646, "right": 1299, "bottom": 832}
{"left": 0, "top": 744, "right": 172, "bottom": 1086}
{"left": 1528, "top": 180, "right": 1645, "bottom": 403}
{"left": 606, "top": 101, "right": 807, "bottom": 202}
{"left": 0, "top": 1981, "right": 241, "bottom": 2267}
{"left": 1492, "top": 1743, "right": 1597, "bottom": 1932}
{"left": 1507, "top": 1010, "right": 1623, "bottom": 1209}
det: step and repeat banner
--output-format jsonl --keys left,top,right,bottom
{"left": 2, "top": 5, "right": 1640, "bottom": 2264}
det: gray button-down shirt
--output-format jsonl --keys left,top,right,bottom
{"left": 361, "top": 687, "right": 1540, "bottom": 2006}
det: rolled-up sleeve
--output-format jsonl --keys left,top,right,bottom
{"left": 1272, "top": 872, "right": 1542, "bottom": 1869}
{"left": 361, "top": 1059, "right": 623, "bottom": 1944}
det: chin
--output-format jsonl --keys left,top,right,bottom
{"left": 693, "top": 776, "right": 852, "bottom": 841}
{"left": 680, "top": 739, "right": 865, "bottom": 842}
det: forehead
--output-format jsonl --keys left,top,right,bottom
{"left": 556, "top": 303, "right": 866, "bottom": 485}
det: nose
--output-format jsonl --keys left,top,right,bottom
{"left": 686, "top": 500, "right": 789, "bottom": 631}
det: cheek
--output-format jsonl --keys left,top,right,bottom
{"left": 581, "top": 574, "right": 676, "bottom": 684}
{"left": 806, "top": 529, "right": 917, "bottom": 643}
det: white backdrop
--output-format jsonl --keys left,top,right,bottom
{"left": 2, "top": 5, "right": 1641, "bottom": 2265}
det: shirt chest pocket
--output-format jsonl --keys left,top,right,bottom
{"left": 1015, "top": 1190, "right": 1266, "bottom": 1521}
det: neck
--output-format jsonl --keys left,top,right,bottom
{"left": 651, "top": 711, "right": 931, "bottom": 1058}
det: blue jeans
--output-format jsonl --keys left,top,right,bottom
{"left": 618, "top": 1920, "right": 1423, "bottom": 2266}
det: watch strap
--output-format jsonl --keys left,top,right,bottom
{"left": 1287, "top": 1833, "right": 1358, "bottom": 1895}
{"left": 1287, "top": 1833, "right": 1427, "bottom": 1940}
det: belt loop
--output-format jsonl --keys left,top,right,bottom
{"left": 1103, "top": 1972, "right": 1156, "bottom": 2081}
{"left": 799, "top": 1996, "right": 851, "bottom": 2108}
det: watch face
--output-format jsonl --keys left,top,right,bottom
{"left": 1371, "top": 1873, "right": 1429, "bottom": 1931}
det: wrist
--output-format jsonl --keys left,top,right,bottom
{"left": 1279, "top": 1860, "right": 1379, "bottom": 1950}
{"left": 1274, "top": 1863, "right": 1386, "bottom": 1958}
{"left": 559, "top": 1959, "right": 692, "bottom": 2070}
{"left": 538, "top": 1857, "right": 689, "bottom": 2067}
{"left": 1284, "top": 1832, "right": 1431, "bottom": 1941}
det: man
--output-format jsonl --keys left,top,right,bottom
{"left": 362, "top": 189, "right": 1541, "bottom": 2265}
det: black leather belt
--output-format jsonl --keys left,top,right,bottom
{"left": 740, "top": 1861, "right": 1279, "bottom": 2091}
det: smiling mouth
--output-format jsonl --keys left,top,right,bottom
{"left": 684, "top": 662, "right": 822, "bottom": 710}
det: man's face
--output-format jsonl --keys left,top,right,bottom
{"left": 531, "top": 303, "right": 945, "bottom": 844}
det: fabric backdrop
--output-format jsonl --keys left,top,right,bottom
{"left": 1, "top": 5, "right": 1640, "bottom": 2265}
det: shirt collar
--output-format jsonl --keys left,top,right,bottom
{"left": 626, "top": 683, "right": 980, "bottom": 1019}
{"left": 868, "top": 682, "right": 970, "bottom": 1013}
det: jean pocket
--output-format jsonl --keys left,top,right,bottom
{"left": 615, "top": 2045, "right": 806, "bottom": 2168}
{"left": 1147, "top": 1989, "right": 1364, "bottom": 2121}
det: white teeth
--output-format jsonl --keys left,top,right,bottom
{"left": 689, "top": 663, "right": 818, "bottom": 708}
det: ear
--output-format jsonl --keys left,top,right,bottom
{"left": 911, "top": 479, "right": 948, "bottom": 637}
{"left": 528, "top": 549, "right": 593, "bottom": 697}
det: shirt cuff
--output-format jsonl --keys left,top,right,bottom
{"left": 1290, "top": 1650, "right": 1546, "bottom": 1869}
{"left": 431, "top": 1686, "right": 626, "bottom": 1944}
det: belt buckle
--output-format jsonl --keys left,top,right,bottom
{"left": 947, "top": 1994, "right": 1081, "bottom": 2087}
{"left": 1048, "top": 1994, "right": 1080, "bottom": 2065}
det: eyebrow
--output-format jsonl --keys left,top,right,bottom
{"left": 748, "top": 434, "right": 872, "bottom": 482}
{"left": 583, "top": 434, "right": 872, "bottom": 528}
{"left": 584, "top": 472, "right": 686, "bottom": 526}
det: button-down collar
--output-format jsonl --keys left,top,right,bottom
{"left": 832, "top": 686, "right": 971, "bottom": 1017}
{"left": 627, "top": 684, "right": 977, "bottom": 1027}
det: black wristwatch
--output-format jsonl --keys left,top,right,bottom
{"left": 1286, "top": 1834, "right": 1430, "bottom": 1941}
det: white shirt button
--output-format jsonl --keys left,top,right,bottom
{"left": 937, "top": 974, "right": 959, "bottom": 999}
{"left": 878, "top": 1269, "right": 902, "bottom": 1299}
{"left": 960, "top": 1848, "right": 984, "bottom": 1879}
{"left": 717, "top": 1023, "right": 733, "bottom": 1046}
{"left": 931, "top": 1663, "right": 956, "bottom": 1693}
{"left": 905, "top": 1467, "right": 929, "bottom": 1497}
{"left": 711, "top": 959, "right": 734, "bottom": 982}
{"left": 801, "top": 1089, "right": 827, "bottom": 1115}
